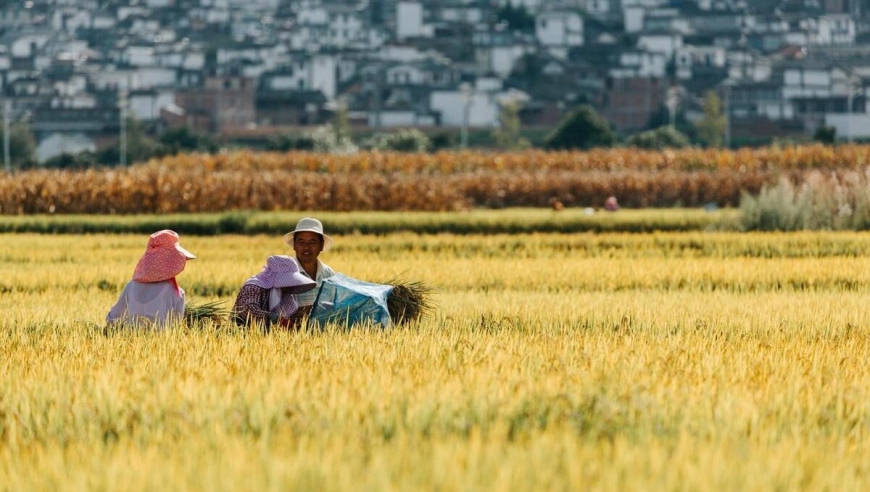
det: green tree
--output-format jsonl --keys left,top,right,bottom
{"left": 125, "top": 118, "right": 162, "bottom": 164}
{"left": 544, "top": 105, "right": 616, "bottom": 150}
{"left": 626, "top": 126, "right": 691, "bottom": 150}
{"left": 695, "top": 91, "right": 727, "bottom": 148}
{"left": 266, "top": 132, "right": 315, "bottom": 151}
{"left": 495, "top": 4, "right": 535, "bottom": 32}
{"left": 0, "top": 122, "right": 37, "bottom": 170}
{"left": 429, "top": 130, "right": 456, "bottom": 151}
{"left": 510, "top": 53, "right": 544, "bottom": 82}
{"left": 813, "top": 125, "right": 836, "bottom": 145}
{"left": 159, "top": 126, "right": 216, "bottom": 155}
{"left": 492, "top": 101, "right": 530, "bottom": 150}
{"left": 331, "top": 102, "right": 351, "bottom": 145}
{"left": 365, "top": 129, "right": 430, "bottom": 152}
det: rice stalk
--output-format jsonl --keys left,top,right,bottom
{"left": 184, "top": 299, "right": 229, "bottom": 326}
{"left": 385, "top": 280, "right": 434, "bottom": 325}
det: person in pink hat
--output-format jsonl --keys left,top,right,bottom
{"left": 107, "top": 230, "right": 196, "bottom": 328}
{"left": 231, "top": 255, "right": 317, "bottom": 329}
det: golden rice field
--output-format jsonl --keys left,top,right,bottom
{"left": 3, "top": 230, "right": 870, "bottom": 491}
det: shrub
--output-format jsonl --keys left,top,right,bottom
{"left": 429, "top": 131, "right": 456, "bottom": 151}
{"left": 813, "top": 125, "right": 836, "bottom": 144}
{"left": 544, "top": 105, "right": 616, "bottom": 150}
{"left": 159, "top": 126, "right": 216, "bottom": 155}
{"left": 364, "top": 129, "right": 430, "bottom": 153}
{"left": 740, "top": 169, "right": 870, "bottom": 231}
{"left": 307, "top": 125, "right": 358, "bottom": 154}
{"left": 266, "top": 133, "right": 315, "bottom": 151}
{"left": 626, "top": 126, "right": 691, "bottom": 150}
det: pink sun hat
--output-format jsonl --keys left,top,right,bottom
{"left": 243, "top": 255, "right": 317, "bottom": 293}
{"left": 132, "top": 230, "right": 196, "bottom": 283}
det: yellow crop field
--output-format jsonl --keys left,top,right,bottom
{"left": 3, "top": 231, "right": 870, "bottom": 491}
{"left": 7, "top": 144, "right": 870, "bottom": 213}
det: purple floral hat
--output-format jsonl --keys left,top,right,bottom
{"left": 243, "top": 255, "right": 317, "bottom": 293}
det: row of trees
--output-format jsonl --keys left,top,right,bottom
{"left": 0, "top": 90, "right": 806, "bottom": 170}
{"left": 260, "top": 90, "right": 747, "bottom": 155}
{"left": 2, "top": 121, "right": 216, "bottom": 170}
{"left": 545, "top": 91, "right": 727, "bottom": 151}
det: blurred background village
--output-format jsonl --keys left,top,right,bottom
{"left": 1, "top": 0, "right": 869, "bottom": 169}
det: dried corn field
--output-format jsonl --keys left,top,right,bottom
{"left": 5, "top": 145, "right": 870, "bottom": 214}
{"left": 3, "top": 230, "right": 870, "bottom": 491}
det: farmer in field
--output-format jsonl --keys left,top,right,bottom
{"left": 230, "top": 255, "right": 317, "bottom": 329}
{"left": 283, "top": 217, "right": 336, "bottom": 316}
{"left": 106, "top": 229, "right": 196, "bottom": 328}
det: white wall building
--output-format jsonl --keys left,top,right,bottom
{"left": 123, "top": 45, "right": 156, "bottom": 67}
{"left": 37, "top": 133, "right": 96, "bottom": 163}
{"left": 824, "top": 113, "right": 870, "bottom": 140}
{"left": 262, "top": 55, "right": 337, "bottom": 99}
{"left": 675, "top": 44, "right": 726, "bottom": 80}
{"left": 637, "top": 32, "right": 683, "bottom": 58}
{"left": 814, "top": 15, "right": 856, "bottom": 46}
{"left": 782, "top": 66, "right": 838, "bottom": 100}
{"left": 535, "top": 9, "right": 583, "bottom": 60}
{"left": 624, "top": 5, "right": 645, "bottom": 33}
{"left": 367, "top": 109, "right": 436, "bottom": 128}
{"left": 396, "top": 2, "right": 427, "bottom": 41}
{"left": 610, "top": 50, "right": 667, "bottom": 78}
{"left": 430, "top": 80, "right": 503, "bottom": 127}
{"left": 387, "top": 64, "right": 425, "bottom": 85}
{"left": 129, "top": 89, "right": 176, "bottom": 120}
{"left": 9, "top": 31, "right": 54, "bottom": 58}
{"left": 488, "top": 44, "right": 533, "bottom": 78}
{"left": 292, "top": 5, "right": 386, "bottom": 50}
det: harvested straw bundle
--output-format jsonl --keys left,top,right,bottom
{"left": 184, "top": 299, "right": 229, "bottom": 325}
{"left": 386, "top": 280, "right": 433, "bottom": 325}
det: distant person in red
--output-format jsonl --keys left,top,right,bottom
{"left": 605, "top": 196, "right": 620, "bottom": 212}
{"left": 107, "top": 230, "right": 196, "bottom": 329}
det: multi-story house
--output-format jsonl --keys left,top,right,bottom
{"left": 174, "top": 75, "right": 256, "bottom": 133}
{"left": 535, "top": 6, "right": 583, "bottom": 60}
{"left": 290, "top": 2, "right": 387, "bottom": 51}
{"left": 473, "top": 26, "right": 535, "bottom": 78}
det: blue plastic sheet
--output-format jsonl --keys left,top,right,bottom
{"left": 309, "top": 274, "right": 394, "bottom": 328}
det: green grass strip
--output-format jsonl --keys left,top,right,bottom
{"left": 0, "top": 208, "right": 738, "bottom": 235}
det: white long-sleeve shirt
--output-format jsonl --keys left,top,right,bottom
{"left": 289, "top": 258, "right": 335, "bottom": 307}
{"left": 106, "top": 280, "right": 185, "bottom": 329}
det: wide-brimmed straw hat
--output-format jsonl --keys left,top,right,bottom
{"left": 132, "top": 230, "right": 196, "bottom": 283}
{"left": 283, "top": 217, "right": 334, "bottom": 251}
{"left": 244, "top": 255, "right": 317, "bottom": 293}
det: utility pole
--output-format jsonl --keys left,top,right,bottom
{"left": 119, "top": 88, "right": 127, "bottom": 167}
{"left": 723, "top": 83, "right": 731, "bottom": 149}
{"left": 847, "top": 73, "right": 860, "bottom": 143}
{"left": 3, "top": 100, "right": 10, "bottom": 173}
{"left": 371, "top": 67, "right": 382, "bottom": 132}
{"left": 460, "top": 83, "right": 472, "bottom": 149}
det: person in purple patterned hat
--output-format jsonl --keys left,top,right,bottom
{"left": 231, "top": 255, "right": 318, "bottom": 329}
{"left": 107, "top": 229, "right": 196, "bottom": 329}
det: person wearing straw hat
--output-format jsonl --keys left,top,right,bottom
{"left": 231, "top": 255, "right": 317, "bottom": 329}
{"left": 282, "top": 217, "right": 336, "bottom": 316}
{"left": 107, "top": 229, "right": 196, "bottom": 328}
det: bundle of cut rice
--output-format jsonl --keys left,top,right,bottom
{"left": 386, "top": 280, "right": 433, "bottom": 325}
{"left": 184, "top": 299, "right": 229, "bottom": 325}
